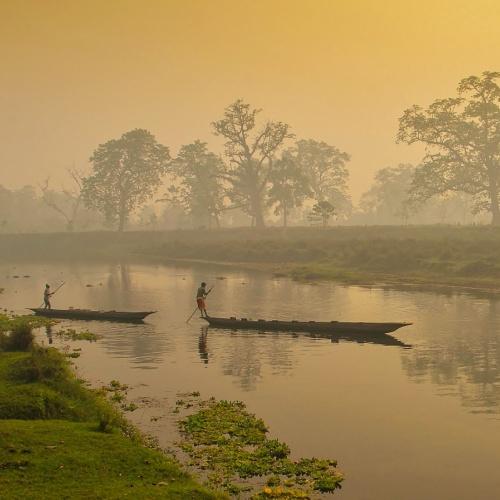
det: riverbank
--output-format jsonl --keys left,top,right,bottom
{"left": 0, "top": 317, "right": 218, "bottom": 499}
{"left": 2, "top": 226, "right": 500, "bottom": 292}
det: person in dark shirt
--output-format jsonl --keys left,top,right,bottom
{"left": 196, "top": 282, "right": 209, "bottom": 318}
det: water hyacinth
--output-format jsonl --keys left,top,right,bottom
{"left": 176, "top": 397, "right": 343, "bottom": 497}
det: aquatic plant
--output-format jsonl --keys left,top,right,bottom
{"left": 177, "top": 397, "right": 343, "bottom": 496}
{"left": 54, "top": 328, "right": 102, "bottom": 342}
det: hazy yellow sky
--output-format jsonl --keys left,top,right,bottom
{"left": 1, "top": 0, "right": 499, "bottom": 199}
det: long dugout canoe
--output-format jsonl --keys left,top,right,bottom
{"left": 29, "top": 308, "right": 155, "bottom": 322}
{"left": 203, "top": 316, "right": 411, "bottom": 335}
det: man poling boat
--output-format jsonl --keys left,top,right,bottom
{"left": 42, "top": 281, "right": 65, "bottom": 309}
{"left": 186, "top": 283, "right": 213, "bottom": 323}
{"left": 196, "top": 282, "right": 210, "bottom": 318}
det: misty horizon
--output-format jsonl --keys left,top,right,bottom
{"left": 2, "top": 0, "right": 499, "bottom": 201}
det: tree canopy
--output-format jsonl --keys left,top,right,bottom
{"left": 212, "top": 99, "right": 293, "bottom": 227}
{"left": 359, "top": 164, "right": 415, "bottom": 224}
{"left": 398, "top": 71, "right": 500, "bottom": 224}
{"left": 167, "top": 140, "right": 224, "bottom": 228}
{"left": 293, "top": 139, "right": 351, "bottom": 219}
{"left": 267, "top": 151, "right": 311, "bottom": 227}
{"left": 82, "top": 129, "right": 170, "bottom": 231}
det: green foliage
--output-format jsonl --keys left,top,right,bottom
{"left": 0, "top": 315, "right": 52, "bottom": 352}
{"left": 359, "top": 164, "right": 416, "bottom": 223}
{"left": 3, "top": 323, "right": 33, "bottom": 351}
{"left": 212, "top": 99, "right": 293, "bottom": 227}
{"left": 54, "top": 328, "right": 101, "bottom": 342}
{"left": 0, "top": 350, "right": 94, "bottom": 420}
{"left": 398, "top": 71, "right": 500, "bottom": 224}
{"left": 0, "top": 313, "right": 52, "bottom": 334}
{"left": 294, "top": 138, "right": 351, "bottom": 218}
{"left": 0, "top": 349, "right": 219, "bottom": 498}
{"left": 268, "top": 151, "right": 311, "bottom": 227}
{"left": 178, "top": 398, "right": 343, "bottom": 496}
{"left": 311, "top": 200, "right": 335, "bottom": 227}
{"left": 167, "top": 140, "right": 225, "bottom": 228}
{"left": 82, "top": 128, "right": 170, "bottom": 231}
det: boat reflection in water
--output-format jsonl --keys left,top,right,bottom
{"left": 202, "top": 323, "right": 411, "bottom": 352}
{"left": 203, "top": 316, "right": 412, "bottom": 348}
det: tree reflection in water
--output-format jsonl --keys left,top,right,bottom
{"left": 401, "top": 297, "right": 500, "bottom": 414}
{"left": 211, "top": 327, "right": 410, "bottom": 391}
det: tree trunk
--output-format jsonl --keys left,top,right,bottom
{"left": 118, "top": 203, "right": 127, "bottom": 232}
{"left": 283, "top": 204, "right": 288, "bottom": 227}
{"left": 251, "top": 193, "right": 265, "bottom": 228}
{"left": 118, "top": 192, "right": 127, "bottom": 232}
{"left": 491, "top": 207, "right": 500, "bottom": 226}
{"left": 489, "top": 181, "right": 500, "bottom": 226}
{"left": 254, "top": 210, "right": 265, "bottom": 228}
{"left": 118, "top": 214, "right": 126, "bottom": 232}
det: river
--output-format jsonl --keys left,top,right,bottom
{"left": 2, "top": 260, "right": 500, "bottom": 499}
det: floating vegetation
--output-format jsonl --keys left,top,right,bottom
{"left": 176, "top": 397, "right": 343, "bottom": 497}
{"left": 0, "top": 313, "right": 53, "bottom": 333}
{"left": 54, "top": 328, "right": 101, "bottom": 342}
{"left": 102, "top": 379, "right": 138, "bottom": 413}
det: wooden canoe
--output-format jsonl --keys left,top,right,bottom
{"left": 203, "top": 316, "right": 411, "bottom": 335}
{"left": 29, "top": 308, "right": 155, "bottom": 322}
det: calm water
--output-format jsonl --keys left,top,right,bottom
{"left": 2, "top": 261, "right": 500, "bottom": 499}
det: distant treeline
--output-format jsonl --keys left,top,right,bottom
{"left": 3, "top": 226, "right": 500, "bottom": 289}
{"left": 1, "top": 71, "right": 498, "bottom": 232}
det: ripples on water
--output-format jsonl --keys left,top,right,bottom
{"left": 2, "top": 261, "right": 500, "bottom": 499}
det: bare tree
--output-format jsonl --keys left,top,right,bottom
{"left": 39, "top": 168, "right": 84, "bottom": 232}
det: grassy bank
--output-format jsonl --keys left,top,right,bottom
{"left": 0, "top": 317, "right": 219, "bottom": 499}
{"left": 3, "top": 225, "right": 500, "bottom": 290}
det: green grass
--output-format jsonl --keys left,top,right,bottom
{"left": 0, "top": 350, "right": 98, "bottom": 420}
{"left": 0, "top": 317, "right": 221, "bottom": 499}
{"left": 0, "top": 420, "right": 215, "bottom": 499}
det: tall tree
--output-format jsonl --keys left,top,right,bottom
{"left": 267, "top": 151, "right": 311, "bottom": 227}
{"left": 82, "top": 129, "right": 170, "bottom": 231}
{"left": 212, "top": 99, "right": 292, "bottom": 228}
{"left": 359, "top": 164, "right": 416, "bottom": 224}
{"left": 167, "top": 140, "right": 225, "bottom": 228}
{"left": 398, "top": 71, "right": 500, "bottom": 225}
{"left": 294, "top": 139, "right": 351, "bottom": 218}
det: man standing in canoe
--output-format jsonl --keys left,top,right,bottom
{"left": 43, "top": 284, "right": 53, "bottom": 309}
{"left": 196, "top": 282, "right": 209, "bottom": 318}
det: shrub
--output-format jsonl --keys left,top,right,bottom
{"left": 5, "top": 323, "right": 34, "bottom": 351}
{"left": 9, "top": 347, "right": 68, "bottom": 383}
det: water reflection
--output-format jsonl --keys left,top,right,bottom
{"left": 198, "top": 326, "right": 209, "bottom": 364}
{"left": 45, "top": 324, "right": 53, "bottom": 345}
{"left": 401, "top": 296, "right": 500, "bottom": 414}
{"left": 99, "top": 323, "right": 169, "bottom": 367}
{"left": 5, "top": 261, "right": 500, "bottom": 499}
